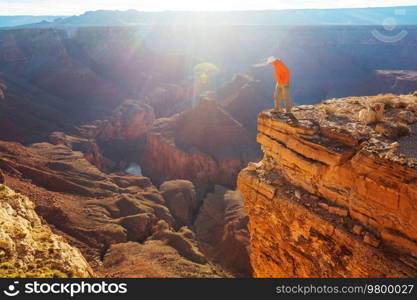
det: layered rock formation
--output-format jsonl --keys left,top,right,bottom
{"left": 0, "top": 28, "right": 193, "bottom": 141}
{"left": 0, "top": 29, "right": 121, "bottom": 104}
{"left": 141, "top": 98, "right": 260, "bottom": 189}
{"left": 238, "top": 93, "right": 417, "bottom": 277}
{"left": 47, "top": 99, "right": 155, "bottom": 173}
{"left": 0, "top": 184, "right": 93, "bottom": 277}
{"left": 375, "top": 71, "right": 417, "bottom": 95}
{"left": 0, "top": 141, "right": 237, "bottom": 277}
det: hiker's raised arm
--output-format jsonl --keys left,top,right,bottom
{"left": 251, "top": 62, "right": 269, "bottom": 68}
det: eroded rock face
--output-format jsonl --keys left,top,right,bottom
{"left": 50, "top": 131, "right": 106, "bottom": 172}
{"left": 0, "top": 141, "right": 168, "bottom": 251}
{"left": 48, "top": 100, "right": 155, "bottom": 173}
{"left": 238, "top": 95, "right": 417, "bottom": 277}
{"left": 150, "top": 220, "right": 207, "bottom": 264}
{"left": 375, "top": 71, "right": 417, "bottom": 95}
{"left": 144, "top": 84, "right": 192, "bottom": 118}
{"left": 160, "top": 180, "right": 199, "bottom": 228}
{"left": 118, "top": 213, "right": 155, "bottom": 242}
{"left": 0, "top": 141, "right": 236, "bottom": 277}
{"left": 90, "top": 100, "right": 156, "bottom": 172}
{"left": 194, "top": 186, "right": 252, "bottom": 277}
{"left": 102, "top": 241, "right": 223, "bottom": 278}
{"left": 0, "top": 184, "right": 93, "bottom": 277}
{"left": 0, "top": 29, "right": 121, "bottom": 104}
{"left": 97, "top": 100, "right": 155, "bottom": 142}
{"left": 141, "top": 99, "right": 260, "bottom": 188}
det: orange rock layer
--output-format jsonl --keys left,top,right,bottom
{"left": 238, "top": 109, "right": 417, "bottom": 277}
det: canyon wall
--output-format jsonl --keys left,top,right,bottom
{"left": 141, "top": 98, "right": 260, "bottom": 189}
{"left": 238, "top": 95, "right": 417, "bottom": 277}
{"left": 0, "top": 140, "right": 250, "bottom": 277}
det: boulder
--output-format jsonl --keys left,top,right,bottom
{"left": 119, "top": 213, "right": 155, "bottom": 242}
{"left": 396, "top": 111, "right": 417, "bottom": 124}
{"left": 160, "top": 180, "right": 199, "bottom": 227}
{"left": 150, "top": 220, "right": 206, "bottom": 264}
{"left": 194, "top": 186, "right": 252, "bottom": 277}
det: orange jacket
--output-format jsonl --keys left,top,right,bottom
{"left": 272, "top": 60, "right": 290, "bottom": 85}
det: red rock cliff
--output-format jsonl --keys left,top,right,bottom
{"left": 141, "top": 98, "right": 260, "bottom": 188}
{"left": 238, "top": 94, "right": 417, "bottom": 277}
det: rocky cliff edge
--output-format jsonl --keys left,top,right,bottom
{"left": 238, "top": 93, "right": 417, "bottom": 277}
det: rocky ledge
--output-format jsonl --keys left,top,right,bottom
{"left": 0, "top": 184, "right": 93, "bottom": 277}
{"left": 238, "top": 93, "right": 417, "bottom": 277}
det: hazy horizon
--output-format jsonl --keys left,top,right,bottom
{"left": 1, "top": 0, "right": 417, "bottom": 16}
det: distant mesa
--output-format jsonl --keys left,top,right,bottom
{"left": 6, "top": 7, "right": 417, "bottom": 28}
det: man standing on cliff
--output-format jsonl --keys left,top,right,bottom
{"left": 253, "top": 56, "right": 292, "bottom": 113}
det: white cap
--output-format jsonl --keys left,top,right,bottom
{"left": 266, "top": 56, "right": 278, "bottom": 64}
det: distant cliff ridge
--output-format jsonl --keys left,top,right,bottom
{"left": 12, "top": 7, "right": 417, "bottom": 28}
{"left": 238, "top": 93, "right": 417, "bottom": 277}
{"left": 0, "top": 16, "right": 62, "bottom": 28}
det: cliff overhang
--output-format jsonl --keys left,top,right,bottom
{"left": 238, "top": 95, "right": 417, "bottom": 277}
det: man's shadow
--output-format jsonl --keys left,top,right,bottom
{"left": 287, "top": 112, "right": 298, "bottom": 123}
{"left": 272, "top": 111, "right": 298, "bottom": 124}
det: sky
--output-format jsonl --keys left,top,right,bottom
{"left": 0, "top": 0, "right": 417, "bottom": 15}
